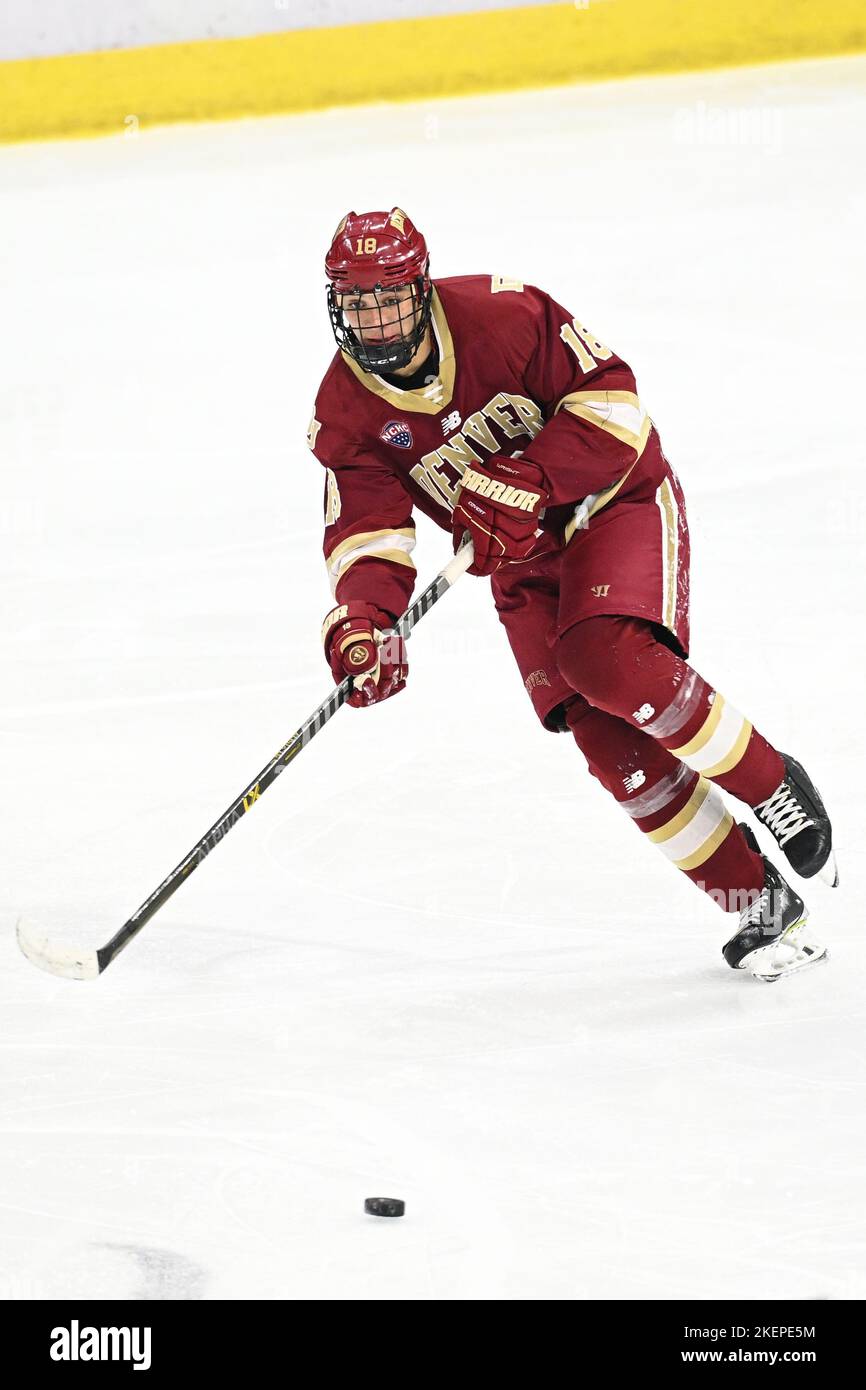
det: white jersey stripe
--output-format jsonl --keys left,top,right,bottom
{"left": 327, "top": 530, "right": 416, "bottom": 589}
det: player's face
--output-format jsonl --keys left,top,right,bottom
{"left": 339, "top": 284, "right": 419, "bottom": 345}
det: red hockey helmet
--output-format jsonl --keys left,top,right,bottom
{"left": 325, "top": 208, "right": 433, "bottom": 372}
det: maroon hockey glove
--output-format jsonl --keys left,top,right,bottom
{"left": 321, "top": 601, "right": 408, "bottom": 708}
{"left": 451, "top": 456, "right": 548, "bottom": 577}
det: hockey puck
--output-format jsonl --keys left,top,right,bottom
{"left": 364, "top": 1197, "right": 405, "bottom": 1218}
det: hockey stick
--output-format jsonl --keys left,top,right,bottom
{"left": 16, "top": 541, "right": 475, "bottom": 981}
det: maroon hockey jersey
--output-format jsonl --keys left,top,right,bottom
{"left": 308, "top": 275, "right": 667, "bottom": 618}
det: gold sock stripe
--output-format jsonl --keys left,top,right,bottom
{"left": 670, "top": 694, "right": 724, "bottom": 760}
{"left": 642, "top": 774, "right": 733, "bottom": 870}
{"left": 673, "top": 695, "right": 753, "bottom": 777}
{"left": 675, "top": 811, "right": 735, "bottom": 872}
{"left": 647, "top": 778, "right": 711, "bottom": 845}
{"left": 5, "top": 2, "right": 865, "bottom": 145}
{"left": 701, "top": 720, "right": 754, "bottom": 780}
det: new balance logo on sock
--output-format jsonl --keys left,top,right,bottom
{"left": 633, "top": 702, "right": 655, "bottom": 724}
{"left": 623, "top": 769, "right": 646, "bottom": 793}
{"left": 50, "top": 1321, "right": 151, "bottom": 1371}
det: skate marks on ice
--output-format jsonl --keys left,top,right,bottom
{"left": 0, "top": 1241, "right": 206, "bottom": 1301}
{"left": 97, "top": 1243, "right": 207, "bottom": 1299}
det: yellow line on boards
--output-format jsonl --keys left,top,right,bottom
{"left": 2, "top": 0, "right": 865, "bottom": 144}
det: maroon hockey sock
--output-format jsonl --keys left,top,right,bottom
{"left": 566, "top": 699, "right": 765, "bottom": 909}
{"left": 556, "top": 615, "right": 785, "bottom": 807}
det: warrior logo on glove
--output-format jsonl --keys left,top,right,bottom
{"left": 451, "top": 456, "right": 548, "bottom": 576}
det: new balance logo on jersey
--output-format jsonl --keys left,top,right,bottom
{"left": 633, "top": 702, "right": 655, "bottom": 724}
{"left": 380, "top": 420, "right": 414, "bottom": 449}
{"left": 623, "top": 770, "right": 646, "bottom": 793}
{"left": 441, "top": 410, "right": 462, "bottom": 435}
{"left": 591, "top": 584, "right": 611, "bottom": 597}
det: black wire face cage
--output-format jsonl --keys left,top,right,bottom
{"left": 327, "top": 276, "right": 433, "bottom": 373}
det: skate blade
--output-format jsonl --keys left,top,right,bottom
{"left": 750, "top": 944, "right": 829, "bottom": 982}
{"left": 817, "top": 850, "right": 839, "bottom": 888}
{"left": 745, "top": 919, "right": 829, "bottom": 983}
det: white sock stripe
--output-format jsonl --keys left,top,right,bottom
{"left": 680, "top": 699, "right": 747, "bottom": 774}
{"left": 655, "top": 781, "right": 728, "bottom": 864}
{"left": 640, "top": 669, "right": 702, "bottom": 740}
{"left": 621, "top": 763, "right": 695, "bottom": 819}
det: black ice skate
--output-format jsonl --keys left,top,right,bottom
{"left": 722, "top": 825, "right": 828, "bottom": 982}
{"left": 753, "top": 753, "right": 838, "bottom": 887}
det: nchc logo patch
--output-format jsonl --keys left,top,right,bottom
{"left": 380, "top": 420, "right": 413, "bottom": 450}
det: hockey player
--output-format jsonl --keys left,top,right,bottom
{"left": 308, "top": 208, "right": 836, "bottom": 981}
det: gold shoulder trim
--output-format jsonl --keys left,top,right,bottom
{"left": 556, "top": 390, "right": 652, "bottom": 458}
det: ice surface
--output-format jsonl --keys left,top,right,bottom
{"left": 0, "top": 56, "right": 864, "bottom": 1301}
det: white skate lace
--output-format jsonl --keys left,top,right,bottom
{"left": 756, "top": 782, "right": 815, "bottom": 847}
{"left": 742, "top": 886, "right": 770, "bottom": 929}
